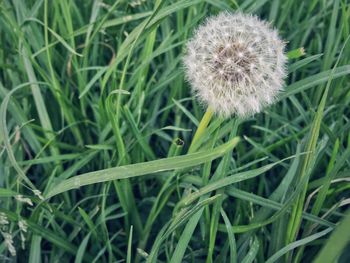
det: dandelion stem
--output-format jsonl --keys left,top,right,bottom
{"left": 188, "top": 107, "right": 214, "bottom": 153}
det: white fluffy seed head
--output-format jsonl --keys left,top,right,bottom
{"left": 183, "top": 12, "right": 287, "bottom": 118}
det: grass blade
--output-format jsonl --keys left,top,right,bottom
{"left": 46, "top": 137, "right": 240, "bottom": 198}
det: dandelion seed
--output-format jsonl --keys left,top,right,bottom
{"left": 183, "top": 12, "right": 287, "bottom": 117}
{"left": 237, "top": 38, "right": 244, "bottom": 45}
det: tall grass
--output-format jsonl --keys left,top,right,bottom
{"left": 0, "top": 0, "right": 350, "bottom": 262}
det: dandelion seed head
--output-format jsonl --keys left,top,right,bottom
{"left": 183, "top": 12, "right": 287, "bottom": 117}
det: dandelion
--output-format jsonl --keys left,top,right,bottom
{"left": 183, "top": 12, "right": 287, "bottom": 118}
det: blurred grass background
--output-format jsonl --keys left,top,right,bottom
{"left": 0, "top": 0, "right": 350, "bottom": 262}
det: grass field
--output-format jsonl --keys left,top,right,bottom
{"left": 1, "top": 0, "right": 350, "bottom": 262}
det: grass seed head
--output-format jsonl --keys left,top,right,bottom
{"left": 3, "top": 232, "right": 16, "bottom": 256}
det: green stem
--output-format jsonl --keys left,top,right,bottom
{"left": 188, "top": 107, "right": 214, "bottom": 153}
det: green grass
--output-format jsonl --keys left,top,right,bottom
{"left": 0, "top": 0, "right": 350, "bottom": 262}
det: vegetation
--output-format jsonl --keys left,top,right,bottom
{"left": 0, "top": 0, "right": 349, "bottom": 262}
